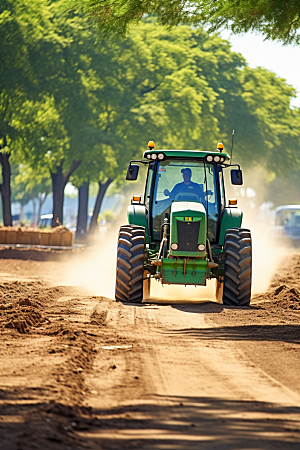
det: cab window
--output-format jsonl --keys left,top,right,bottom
{"left": 151, "top": 160, "right": 218, "bottom": 242}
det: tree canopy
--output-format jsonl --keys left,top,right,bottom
{"left": 1, "top": 0, "right": 300, "bottom": 228}
{"left": 65, "top": 0, "right": 300, "bottom": 44}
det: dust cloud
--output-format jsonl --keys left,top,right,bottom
{"left": 245, "top": 222, "right": 287, "bottom": 295}
{"left": 226, "top": 168, "right": 292, "bottom": 295}
{"left": 60, "top": 224, "right": 119, "bottom": 299}
{"left": 60, "top": 185, "right": 140, "bottom": 298}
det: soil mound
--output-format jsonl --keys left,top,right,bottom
{"left": 0, "top": 281, "right": 75, "bottom": 333}
{"left": 253, "top": 254, "right": 300, "bottom": 310}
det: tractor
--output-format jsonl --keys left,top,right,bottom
{"left": 115, "top": 141, "right": 252, "bottom": 306}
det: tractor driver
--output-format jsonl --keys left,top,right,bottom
{"left": 164, "top": 167, "right": 206, "bottom": 202}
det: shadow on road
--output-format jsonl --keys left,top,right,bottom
{"left": 123, "top": 300, "right": 225, "bottom": 314}
{"left": 1, "top": 391, "right": 299, "bottom": 449}
{"left": 165, "top": 324, "right": 300, "bottom": 344}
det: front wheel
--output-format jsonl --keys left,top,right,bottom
{"left": 223, "top": 228, "right": 252, "bottom": 306}
{"left": 115, "top": 225, "right": 145, "bottom": 303}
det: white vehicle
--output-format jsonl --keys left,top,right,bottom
{"left": 39, "top": 214, "right": 53, "bottom": 228}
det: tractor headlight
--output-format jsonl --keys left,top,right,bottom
{"left": 220, "top": 157, "right": 225, "bottom": 163}
{"left": 198, "top": 243, "right": 206, "bottom": 252}
{"left": 151, "top": 153, "right": 157, "bottom": 160}
{"left": 206, "top": 155, "right": 213, "bottom": 162}
{"left": 146, "top": 154, "right": 151, "bottom": 159}
{"left": 214, "top": 155, "right": 220, "bottom": 163}
{"left": 171, "top": 243, "right": 178, "bottom": 250}
{"left": 158, "top": 153, "right": 164, "bottom": 160}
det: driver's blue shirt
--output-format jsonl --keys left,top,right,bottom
{"left": 169, "top": 181, "right": 204, "bottom": 201}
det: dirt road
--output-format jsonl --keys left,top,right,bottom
{"left": 0, "top": 248, "right": 299, "bottom": 449}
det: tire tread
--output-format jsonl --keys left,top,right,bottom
{"left": 223, "top": 228, "right": 252, "bottom": 307}
{"left": 115, "top": 225, "right": 145, "bottom": 303}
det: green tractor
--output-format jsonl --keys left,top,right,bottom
{"left": 115, "top": 141, "right": 252, "bottom": 306}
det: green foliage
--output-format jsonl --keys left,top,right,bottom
{"left": 65, "top": 0, "right": 300, "bottom": 44}
{"left": 1, "top": 0, "right": 300, "bottom": 214}
{"left": 11, "top": 162, "right": 51, "bottom": 206}
{"left": 198, "top": 0, "right": 300, "bottom": 45}
{"left": 240, "top": 67, "right": 300, "bottom": 175}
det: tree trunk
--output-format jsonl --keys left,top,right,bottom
{"left": 76, "top": 181, "right": 89, "bottom": 239}
{"left": 37, "top": 193, "right": 47, "bottom": 225}
{"left": 20, "top": 203, "right": 24, "bottom": 222}
{"left": 0, "top": 151, "right": 12, "bottom": 226}
{"left": 50, "top": 160, "right": 81, "bottom": 228}
{"left": 32, "top": 197, "right": 36, "bottom": 226}
{"left": 89, "top": 178, "right": 112, "bottom": 234}
{"left": 51, "top": 163, "right": 64, "bottom": 227}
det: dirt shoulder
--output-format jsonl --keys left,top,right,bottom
{"left": 207, "top": 253, "right": 300, "bottom": 396}
{"left": 0, "top": 250, "right": 299, "bottom": 449}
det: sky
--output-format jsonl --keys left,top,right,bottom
{"left": 220, "top": 30, "right": 300, "bottom": 108}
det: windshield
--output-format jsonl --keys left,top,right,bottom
{"left": 152, "top": 160, "right": 218, "bottom": 241}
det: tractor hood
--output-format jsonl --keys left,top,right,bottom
{"left": 169, "top": 201, "right": 207, "bottom": 257}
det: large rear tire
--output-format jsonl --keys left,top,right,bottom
{"left": 223, "top": 228, "right": 252, "bottom": 306}
{"left": 115, "top": 225, "right": 145, "bottom": 303}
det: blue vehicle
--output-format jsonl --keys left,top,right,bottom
{"left": 274, "top": 205, "right": 300, "bottom": 245}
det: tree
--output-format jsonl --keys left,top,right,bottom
{"left": 76, "top": 181, "right": 89, "bottom": 238}
{"left": 10, "top": 95, "right": 71, "bottom": 226}
{"left": 0, "top": 0, "right": 71, "bottom": 225}
{"left": 71, "top": 20, "right": 300, "bottom": 231}
{"left": 240, "top": 66, "right": 300, "bottom": 175}
{"left": 69, "top": 22, "right": 227, "bottom": 234}
{"left": 197, "top": 0, "right": 300, "bottom": 44}
{"left": 3, "top": 0, "right": 300, "bottom": 234}
{"left": 65, "top": 0, "right": 300, "bottom": 44}
{"left": 2, "top": 2, "right": 105, "bottom": 227}
{"left": 11, "top": 162, "right": 52, "bottom": 225}
{"left": 10, "top": 163, "right": 31, "bottom": 223}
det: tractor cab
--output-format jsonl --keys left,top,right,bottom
{"left": 116, "top": 142, "right": 252, "bottom": 307}
{"left": 127, "top": 146, "right": 242, "bottom": 248}
{"left": 145, "top": 155, "right": 221, "bottom": 245}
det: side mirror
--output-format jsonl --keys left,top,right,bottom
{"left": 126, "top": 164, "right": 139, "bottom": 181}
{"left": 231, "top": 169, "right": 243, "bottom": 185}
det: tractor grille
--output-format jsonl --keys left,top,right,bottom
{"left": 177, "top": 220, "right": 200, "bottom": 252}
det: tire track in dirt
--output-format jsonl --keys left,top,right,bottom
{"left": 1, "top": 253, "right": 300, "bottom": 449}
{"left": 75, "top": 301, "right": 300, "bottom": 449}
{"left": 0, "top": 276, "right": 113, "bottom": 450}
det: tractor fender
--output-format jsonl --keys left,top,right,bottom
{"left": 218, "top": 208, "right": 243, "bottom": 246}
{"left": 127, "top": 204, "right": 149, "bottom": 243}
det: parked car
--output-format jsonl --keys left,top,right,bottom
{"left": 39, "top": 214, "right": 53, "bottom": 228}
{"left": 274, "top": 205, "right": 300, "bottom": 245}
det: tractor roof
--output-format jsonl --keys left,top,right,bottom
{"left": 143, "top": 149, "right": 230, "bottom": 161}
